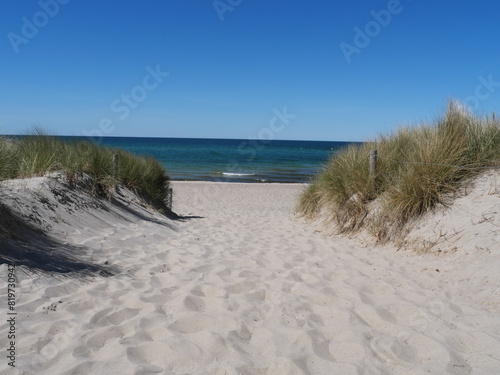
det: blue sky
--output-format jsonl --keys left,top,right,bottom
{"left": 1, "top": 0, "right": 500, "bottom": 141}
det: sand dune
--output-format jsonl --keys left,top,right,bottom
{"left": 0, "top": 175, "right": 499, "bottom": 374}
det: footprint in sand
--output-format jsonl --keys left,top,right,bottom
{"left": 140, "top": 293, "right": 169, "bottom": 304}
{"left": 370, "top": 333, "right": 413, "bottom": 364}
{"left": 168, "top": 314, "right": 212, "bottom": 334}
{"left": 216, "top": 268, "right": 232, "bottom": 279}
{"left": 226, "top": 281, "right": 257, "bottom": 294}
{"left": 229, "top": 323, "right": 252, "bottom": 343}
{"left": 44, "top": 284, "right": 80, "bottom": 297}
{"left": 90, "top": 307, "right": 139, "bottom": 326}
{"left": 127, "top": 341, "right": 202, "bottom": 373}
{"left": 42, "top": 301, "right": 63, "bottom": 314}
{"left": 247, "top": 288, "right": 266, "bottom": 303}
{"left": 184, "top": 295, "right": 205, "bottom": 312}
{"left": 85, "top": 326, "right": 129, "bottom": 349}
{"left": 329, "top": 340, "right": 366, "bottom": 362}
{"left": 190, "top": 285, "right": 206, "bottom": 297}
{"left": 190, "top": 264, "right": 214, "bottom": 274}
{"left": 72, "top": 345, "right": 92, "bottom": 359}
{"left": 126, "top": 342, "right": 172, "bottom": 371}
{"left": 242, "top": 307, "right": 269, "bottom": 325}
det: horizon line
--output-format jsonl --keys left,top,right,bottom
{"left": 1, "top": 134, "right": 364, "bottom": 143}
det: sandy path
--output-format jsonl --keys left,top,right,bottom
{"left": 0, "top": 181, "right": 499, "bottom": 374}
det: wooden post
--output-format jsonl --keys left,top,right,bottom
{"left": 369, "top": 149, "right": 377, "bottom": 181}
{"left": 166, "top": 187, "right": 173, "bottom": 210}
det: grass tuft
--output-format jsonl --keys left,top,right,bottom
{"left": 297, "top": 101, "right": 500, "bottom": 243}
{"left": 0, "top": 130, "right": 171, "bottom": 212}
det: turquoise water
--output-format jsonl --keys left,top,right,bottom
{"left": 19, "top": 136, "right": 358, "bottom": 183}
{"left": 95, "top": 137, "right": 359, "bottom": 183}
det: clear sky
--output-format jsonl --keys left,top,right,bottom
{"left": 1, "top": 0, "right": 500, "bottom": 141}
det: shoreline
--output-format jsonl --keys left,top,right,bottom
{"left": 171, "top": 179, "right": 310, "bottom": 185}
{"left": 170, "top": 177, "right": 315, "bottom": 184}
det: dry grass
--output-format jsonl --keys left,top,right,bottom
{"left": 297, "top": 101, "right": 500, "bottom": 243}
{"left": 0, "top": 130, "right": 171, "bottom": 211}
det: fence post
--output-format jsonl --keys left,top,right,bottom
{"left": 369, "top": 149, "right": 377, "bottom": 181}
{"left": 113, "top": 154, "right": 119, "bottom": 191}
{"left": 166, "top": 186, "right": 173, "bottom": 210}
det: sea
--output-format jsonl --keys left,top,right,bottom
{"left": 95, "top": 137, "right": 362, "bottom": 183}
{"left": 7, "top": 136, "right": 359, "bottom": 183}
{"left": 96, "top": 137, "right": 360, "bottom": 183}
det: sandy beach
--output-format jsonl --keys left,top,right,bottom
{"left": 1, "top": 177, "right": 499, "bottom": 374}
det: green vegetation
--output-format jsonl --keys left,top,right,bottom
{"left": 298, "top": 101, "right": 500, "bottom": 242}
{"left": 0, "top": 130, "right": 171, "bottom": 211}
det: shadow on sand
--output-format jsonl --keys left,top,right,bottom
{"left": 0, "top": 203, "right": 116, "bottom": 276}
{"left": 0, "top": 189, "right": 205, "bottom": 275}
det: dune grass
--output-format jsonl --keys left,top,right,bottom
{"left": 297, "top": 101, "right": 500, "bottom": 242}
{"left": 0, "top": 131, "right": 171, "bottom": 211}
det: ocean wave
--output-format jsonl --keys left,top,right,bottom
{"left": 222, "top": 172, "right": 256, "bottom": 177}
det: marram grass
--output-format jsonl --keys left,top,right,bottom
{"left": 297, "top": 101, "right": 500, "bottom": 243}
{"left": 0, "top": 130, "right": 170, "bottom": 212}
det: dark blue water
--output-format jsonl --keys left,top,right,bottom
{"left": 93, "top": 137, "right": 359, "bottom": 183}
{"left": 9, "top": 136, "right": 355, "bottom": 183}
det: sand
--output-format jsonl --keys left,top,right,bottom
{"left": 0, "top": 175, "right": 499, "bottom": 374}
